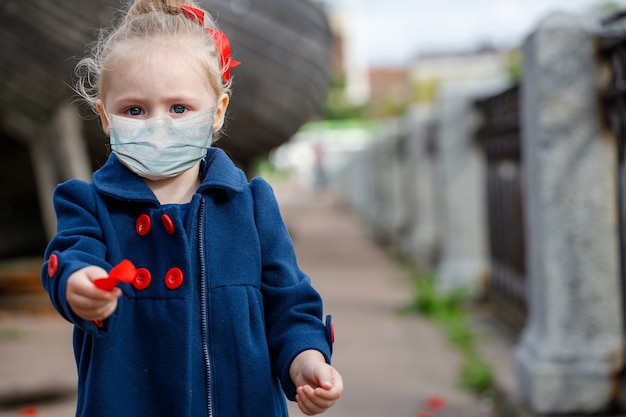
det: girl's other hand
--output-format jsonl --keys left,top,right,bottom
{"left": 66, "top": 266, "right": 122, "bottom": 321}
{"left": 290, "top": 350, "right": 344, "bottom": 415}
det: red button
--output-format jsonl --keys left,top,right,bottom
{"left": 133, "top": 268, "right": 152, "bottom": 290}
{"left": 136, "top": 214, "right": 151, "bottom": 236}
{"left": 165, "top": 267, "right": 183, "bottom": 289}
{"left": 161, "top": 214, "right": 175, "bottom": 235}
{"left": 47, "top": 254, "right": 58, "bottom": 278}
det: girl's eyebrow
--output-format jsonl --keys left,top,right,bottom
{"left": 111, "top": 96, "right": 145, "bottom": 107}
{"left": 162, "top": 94, "right": 203, "bottom": 103}
{"left": 115, "top": 94, "right": 201, "bottom": 105}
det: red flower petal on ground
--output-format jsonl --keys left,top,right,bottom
{"left": 19, "top": 407, "right": 39, "bottom": 416}
{"left": 426, "top": 395, "right": 447, "bottom": 411}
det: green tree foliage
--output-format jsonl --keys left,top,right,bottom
{"left": 322, "top": 74, "right": 367, "bottom": 120}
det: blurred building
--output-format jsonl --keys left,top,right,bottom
{"left": 410, "top": 46, "right": 515, "bottom": 103}
{"left": 312, "top": 0, "right": 370, "bottom": 105}
{"left": 366, "top": 68, "right": 412, "bottom": 118}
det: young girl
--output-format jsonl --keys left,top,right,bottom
{"left": 41, "top": 0, "right": 343, "bottom": 415}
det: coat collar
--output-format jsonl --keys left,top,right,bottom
{"left": 93, "top": 147, "right": 247, "bottom": 204}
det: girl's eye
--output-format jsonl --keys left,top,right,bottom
{"left": 172, "top": 105, "right": 187, "bottom": 114}
{"left": 127, "top": 107, "right": 143, "bottom": 116}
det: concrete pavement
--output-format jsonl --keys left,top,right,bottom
{"left": 277, "top": 186, "right": 494, "bottom": 417}
{"left": 0, "top": 185, "right": 496, "bottom": 417}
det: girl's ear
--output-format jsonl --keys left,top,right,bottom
{"left": 213, "top": 93, "right": 230, "bottom": 132}
{"left": 96, "top": 100, "right": 110, "bottom": 136}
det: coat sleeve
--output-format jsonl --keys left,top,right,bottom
{"left": 41, "top": 179, "right": 113, "bottom": 335}
{"left": 250, "top": 177, "right": 332, "bottom": 401}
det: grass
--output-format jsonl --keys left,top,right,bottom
{"left": 399, "top": 268, "right": 494, "bottom": 394}
{"left": 0, "top": 327, "right": 23, "bottom": 341}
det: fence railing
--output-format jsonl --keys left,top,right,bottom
{"left": 333, "top": 11, "right": 625, "bottom": 414}
{"left": 599, "top": 12, "right": 626, "bottom": 347}
{"left": 474, "top": 85, "right": 527, "bottom": 331}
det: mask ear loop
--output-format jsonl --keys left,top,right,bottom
{"left": 97, "top": 101, "right": 114, "bottom": 156}
{"left": 180, "top": 5, "right": 241, "bottom": 83}
{"left": 99, "top": 103, "right": 112, "bottom": 126}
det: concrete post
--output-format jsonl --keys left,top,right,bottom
{"left": 515, "top": 13, "right": 624, "bottom": 413}
{"left": 401, "top": 105, "right": 440, "bottom": 268}
{"left": 434, "top": 78, "right": 507, "bottom": 293}
{"left": 386, "top": 119, "right": 410, "bottom": 244}
{"left": 369, "top": 123, "right": 405, "bottom": 244}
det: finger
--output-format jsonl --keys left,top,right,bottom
{"left": 85, "top": 281, "right": 123, "bottom": 300}
{"left": 97, "top": 299, "right": 119, "bottom": 320}
{"left": 68, "top": 289, "right": 120, "bottom": 321}
{"left": 70, "top": 272, "right": 118, "bottom": 300}
{"left": 313, "top": 366, "right": 334, "bottom": 389}
{"left": 296, "top": 386, "right": 325, "bottom": 416}
{"left": 313, "top": 386, "right": 341, "bottom": 401}
{"left": 82, "top": 301, "right": 118, "bottom": 321}
{"left": 71, "top": 297, "right": 117, "bottom": 321}
{"left": 312, "top": 365, "right": 343, "bottom": 392}
{"left": 324, "top": 368, "right": 344, "bottom": 396}
{"left": 84, "top": 266, "right": 109, "bottom": 281}
{"left": 297, "top": 385, "right": 336, "bottom": 415}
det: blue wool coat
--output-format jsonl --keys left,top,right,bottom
{"left": 41, "top": 148, "right": 332, "bottom": 417}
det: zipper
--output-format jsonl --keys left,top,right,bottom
{"left": 199, "top": 199, "right": 212, "bottom": 417}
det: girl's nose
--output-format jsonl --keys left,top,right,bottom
{"left": 150, "top": 109, "right": 171, "bottom": 119}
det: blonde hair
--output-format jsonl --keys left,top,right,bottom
{"left": 75, "top": 0, "right": 229, "bottom": 113}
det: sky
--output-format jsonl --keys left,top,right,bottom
{"left": 332, "top": 0, "right": 624, "bottom": 67}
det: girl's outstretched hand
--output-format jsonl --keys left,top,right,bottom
{"left": 66, "top": 266, "right": 122, "bottom": 321}
{"left": 290, "top": 350, "right": 343, "bottom": 415}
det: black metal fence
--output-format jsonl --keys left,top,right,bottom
{"left": 599, "top": 14, "right": 626, "bottom": 342}
{"left": 475, "top": 85, "right": 527, "bottom": 331}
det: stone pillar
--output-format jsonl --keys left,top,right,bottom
{"left": 338, "top": 140, "right": 378, "bottom": 224}
{"left": 351, "top": 148, "right": 373, "bottom": 218}
{"left": 515, "top": 13, "right": 624, "bottom": 414}
{"left": 368, "top": 137, "right": 388, "bottom": 239}
{"left": 401, "top": 105, "right": 440, "bottom": 268}
{"left": 434, "top": 78, "right": 507, "bottom": 293}
{"left": 357, "top": 144, "right": 378, "bottom": 222}
{"left": 369, "top": 123, "right": 404, "bottom": 244}
{"left": 387, "top": 119, "right": 410, "bottom": 244}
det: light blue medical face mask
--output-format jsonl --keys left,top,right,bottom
{"left": 107, "top": 108, "right": 215, "bottom": 181}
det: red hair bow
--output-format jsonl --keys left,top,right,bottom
{"left": 181, "top": 5, "right": 241, "bottom": 83}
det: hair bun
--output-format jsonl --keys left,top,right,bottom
{"left": 127, "top": 0, "right": 193, "bottom": 16}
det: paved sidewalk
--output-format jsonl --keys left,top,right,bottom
{"left": 277, "top": 186, "right": 493, "bottom": 417}
{"left": 0, "top": 185, "right": 494, "bottom": 417}
{"left": 0, "top": 313, "right": 76, "bottom": 417}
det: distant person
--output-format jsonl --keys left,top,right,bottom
{"left": 313, "top": 141, "right": 328, "bottom": 189}
{"left": 40, "top": 0, "right": 342, "bottom": 415}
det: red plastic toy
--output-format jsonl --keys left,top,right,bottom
{"left": 94, "top": 259, "right": 137, "bottom": 291}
